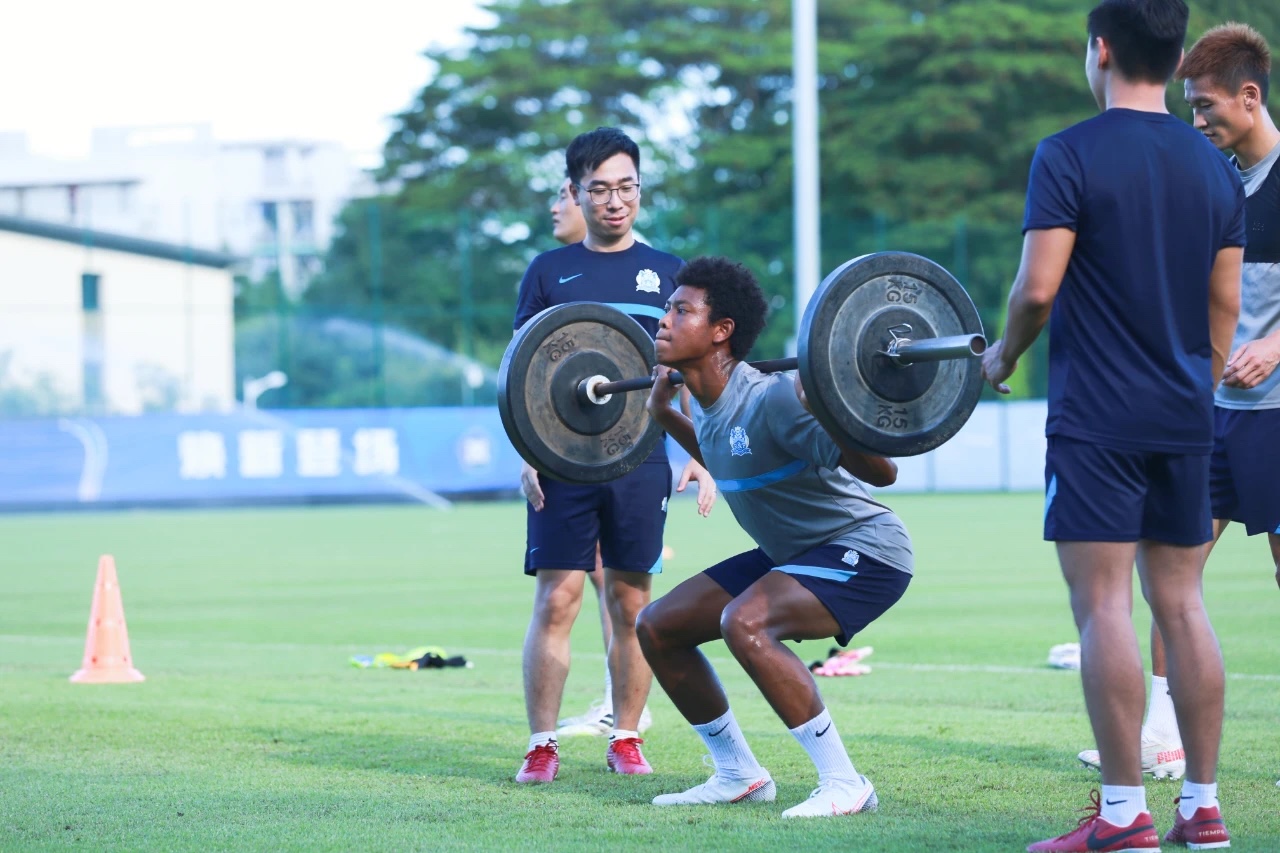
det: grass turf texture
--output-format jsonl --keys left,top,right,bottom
{"left": 1, "top": 494, "right": 1277, "bottom": 852}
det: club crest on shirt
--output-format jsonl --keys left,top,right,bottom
{"left": 842, "top": 550, "right": 861, "bottom": 568}
{"left": 635, "top": 269, "right": 661, "bottom": 293}
{"left": 729, "top": 426, "right": 752, "bottom": 457}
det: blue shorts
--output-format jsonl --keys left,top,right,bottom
{"left": 1044, "top": 436, "right": 1212, "bottom": 546}
{"left": 704, "top": 545, "right": 911, "bottom": 647}
{"left": 524, "top": 462, "right": 671, "bottom": 576}
{"left": 1210, "top": 407, "right": 1280, "bottom": 536}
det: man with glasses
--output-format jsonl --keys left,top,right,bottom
{"left": 512, "top": 126, "right": 716, "bottom": 783}
{"left": 542, "top": 174, "right": 657, "bottom": 741}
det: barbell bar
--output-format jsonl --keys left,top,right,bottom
{"left": 577, "top": 332, "right": 986, "bottom": 404}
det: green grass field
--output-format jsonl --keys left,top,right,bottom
{"left": 1, "top": 493, "right": 1277, "bottom": 851}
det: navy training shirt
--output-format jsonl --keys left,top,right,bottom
{"left": 1024, "top": 108, "right": 1247, "bottom": 453}
{"left": 514, "top": 240, "right": 684, "bottom": 464}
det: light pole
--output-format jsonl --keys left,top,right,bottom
{"left": 792, "top": 0, "right": 820, "bottom": 353}
{"left": 243, "top": 370, "right": 288, "bottom": 410}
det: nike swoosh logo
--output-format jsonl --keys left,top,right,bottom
{"left": 559, "top": 274, "right": 583, "bottom": 284}
{"left": 709, "top": 723, "right": 729, "bottom": 737}
{"left": 1087, "top": 821, "right": 1154, "bottom": 850}
{"left": 815, "top": 723, "right": 831, "bottom": 737}
{"left": 1104, "top": 799, "right": 1127, "bottom": 806}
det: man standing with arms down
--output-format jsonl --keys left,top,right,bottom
{"left": 512, "top": 127, "right": 715, "bottom": 783}
{"left": 982, "top": 1, "right": 1244, "bottom": 850}
{"left": 536, "top": 176, "right": 657, "bottom": 740}
{"left": 1076, "top": 22, "right": 1280, "bottom": 800}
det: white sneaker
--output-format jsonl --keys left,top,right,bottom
{"left": 781, "top": 775, "right": 878, "bottom": 818}
{"left": 556, "top": 700, "right": 612, "bottom": 737}
{"left": 556, "top": 700, "right": 653, "bottom": 737}
{"left": 1076, "top": 729, "right": 1185, "bottom": 780}
{"left": 653, "top": 770, "right": 776, "bottom": 806}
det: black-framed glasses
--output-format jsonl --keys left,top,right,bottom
{"left": 577, "top": 182, "right": 641, "bottom": 205}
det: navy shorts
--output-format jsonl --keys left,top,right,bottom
{"left": 704, "top": 544, "right": 911, "bottom": 647}
{"left": 524, "top": 462, "right": 671, "bottom": 576}
{"left": 1044, "top": 436, "right": 1212, "bottom": 546}
{"left": 1210, "top": 407, "right": 1280, "bottom": 536}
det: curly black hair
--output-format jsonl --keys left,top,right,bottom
{"left": 675, "top": 256, "right": 769, "bottom": 361}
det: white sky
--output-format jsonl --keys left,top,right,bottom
{"left": 0, "top": 0, "right": 493, "bottom": 165}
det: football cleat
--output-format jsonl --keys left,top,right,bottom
{"left": 556, "top": 700, "right": 612, "bottom": 737}
{"left": 652, "top": 771, "right": 776, "bottom": 806}
{"left": 781, "top": 775, "right": 878, "bottom": 818}
{"left": 1077, "top": 730, "right": 1185, "bottom": 780}
{"left": 606, "top": 737, "right": 653, "bottom": 775}
{"left": 1027, "top": 791, "right": 1159, "bottom": 852}
{"left": 1164, "top": 800, "right": 1230, "bottom": 850}
{"left": 515, "top": 743, "right": 559, "bottom": 783}
{"left": 557, "top": 700, "right": 652, "bottom": 737}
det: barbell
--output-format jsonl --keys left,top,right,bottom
{"left": 498, "top": 251, "right": 988, "bottom": 484}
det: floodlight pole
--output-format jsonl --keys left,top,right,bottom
{"left": 792, "top": 0, "right": 820, "bottom": 352}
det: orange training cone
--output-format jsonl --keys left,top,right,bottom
{"left": 70, "top": 555, "right": 145, "bottom": 683}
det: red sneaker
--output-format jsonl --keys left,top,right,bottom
{"left": 515, "top": 743, "right": 559, "bottom": 783}
{"left": 1027, "top": 791, "right": 1160, "bottom": 852}
{"left": 1164, "top": 800, "right": 1230, "bottom": 849}
{"left": 606, "top": 737, "right": 653, "bottom": 775}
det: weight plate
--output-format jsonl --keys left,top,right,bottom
{"left": 498, "top": 302, "right": 663, "bottom": 483}
{"left": 798, "top": 252, "right": 985, "bottom": 457}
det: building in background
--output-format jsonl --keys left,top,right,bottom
{"left": 0, "top": 123, "right": 375, "bottom": 297}
{"left": 0, "top": 214, "right": 236, "bottom": 415}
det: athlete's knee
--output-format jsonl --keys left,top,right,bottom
{"left": 605, "top": 582, "right": 650, "bottom": 630}
{"left": 532, "top": 580, "right": 583, "bottom": 628}
{"left": 720, "top": 596, "right": 769, "bottom": 656}
{"left": 635, "top": 602, "right": 667, "bottom": 658}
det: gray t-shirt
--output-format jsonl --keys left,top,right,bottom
{"left": 1217, "top": 140, "right": 1280, "bottom": 410}
{"left": 690, "top": 362, "right": 914, "bottom": 574}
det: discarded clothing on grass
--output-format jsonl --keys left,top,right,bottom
{"left": 350, "top": 646, "right": 473, "bottom": 670}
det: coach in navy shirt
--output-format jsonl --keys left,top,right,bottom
{"left": 512, "top": 128, "right": 716, "bottom": 785}
{"left": 982, "top": 2, "right": 1244, "bottom": 851}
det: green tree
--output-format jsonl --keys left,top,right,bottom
{"left": 304, "top": 0, "right": 1279, "bottom": 404}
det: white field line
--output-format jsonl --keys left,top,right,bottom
{"left": 3, "top": 634, "right": 1278, "bottom": 682}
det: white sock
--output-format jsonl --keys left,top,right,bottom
{"left": 1099, "top": 784, "right": 1147, "bottom": 827}
{"left": 788, "top": 708, "right": 859, "bottom": 785}
{"left": 1178, "top": 780, "right": 1218, "bottom": 819}
{"left": 610, "top": 729, "right": 639, "bottom": 742}
{"left": 1144, "top": 675, "right": 1181, "bottom": 744}
{"left": 528, "top": 732, "right": 557, "bottom": 752}
{"left": 692, "top": 709, "right": 764, "bottom": 781}
{"left": 602, "top": 665, "right": 614, "bottom": 716}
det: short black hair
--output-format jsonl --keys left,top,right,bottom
{"left": 1087, "top": 0, "right": 1188, "bottom": 84}
{"left": 675, "top": 256, "right": 769, "bottom": 361}
{"left": 565, "top": 127, "right": 641, "bottom": 184}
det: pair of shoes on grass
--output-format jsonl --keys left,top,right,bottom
{"left": 653, "top": 768, "right": 876, "bottom": 819}
{"left": 1026, "top": 789, "right": 1229, "bottom": 852}
{"left": 515, "top": 736, "right": 652, "bottom": 782}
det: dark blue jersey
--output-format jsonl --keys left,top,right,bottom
{"left": 1024, "top": 109, "right": 1247, "bottom": 453}
{"left": 514, "top": 240, "right": 684, "bottom": 463}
